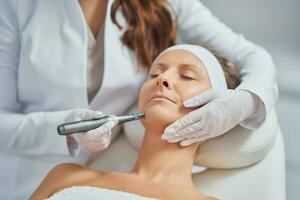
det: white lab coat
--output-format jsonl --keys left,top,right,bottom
{"left": 0, "top": 0, "right": 278, "bottom": 199}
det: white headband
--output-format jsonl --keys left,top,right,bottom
{"left": 154, "top": 44, "right": 228, "bottom": 91}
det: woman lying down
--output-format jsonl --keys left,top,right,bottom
{"left": 30, "top": 44, "right": 240, "bottom": 200}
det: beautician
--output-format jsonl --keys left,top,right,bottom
{"left": 0, "top": 0, "right": 278, "bottom": 199}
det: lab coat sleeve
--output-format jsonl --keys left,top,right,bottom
{"left": 0, "top": 0, "right": 71, "bottom": 156}
{"left": 173, "top": 0, "right": 278, "bottom": 128}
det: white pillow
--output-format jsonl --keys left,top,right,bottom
{"left": 123, "top": 105, "right": 278, "bottom": 169}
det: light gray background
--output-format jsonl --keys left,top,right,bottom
{"left": 200, "top": 0, "right": 300, "bottom": 199}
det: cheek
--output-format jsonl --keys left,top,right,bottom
{"left": 138, "top": 80, "right": 159, "bottom": 112}
{"left": 142, "top": 103, "right": 182, "bottom": 128}
{"left": 138, "top": 84, "right": 148, "bottom": 112}
{"left": 179, "top": 82, "right": 211, "bottom": 102}
{"left": 176, "top": 82, "right": 211, "bottom": 116}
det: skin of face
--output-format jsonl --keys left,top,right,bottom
{"left": 138, "top": 50, "right": 212, "bottom": 131}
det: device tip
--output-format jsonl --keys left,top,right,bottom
{"left": 134, "top": 112, "right": 145, "bottom": 120}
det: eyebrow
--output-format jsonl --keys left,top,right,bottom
{"left": 151, "top": 62, "right": 169, "bottom": 70}
{"left": 152, "top": 62, "right": 202, "bottom": 73}
{"left": 179, "top": 64, "right": 202, "bottom": 73}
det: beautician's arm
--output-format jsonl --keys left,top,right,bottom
{"left": 0, "top": 0, "right": 71, "bottom": 156}
{"left": 173, "top": 0, "right": 278, "bottom": 127}
{"left": 0, "top": 0, "right": 114, "bottom": 156}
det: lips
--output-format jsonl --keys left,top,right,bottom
{"left": 150, "top": 94, "right": 176, "bottom": 104}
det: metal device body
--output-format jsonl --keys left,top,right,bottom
{"left": 57, "top": 112, "right": 144, "bottom": 135}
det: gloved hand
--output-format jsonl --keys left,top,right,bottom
{"left": 161, "top": 89, "right": 260, "bottom": 146}
{"left": 65, "top": 108, "right": 117, "bottom": 152}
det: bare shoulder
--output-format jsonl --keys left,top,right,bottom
{"left": 29, "top": 163, "right": 102, "bottom": 200}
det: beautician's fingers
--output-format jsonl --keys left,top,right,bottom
{"left": 168, "top": 130, "right": 207, "bottom": 142}
{"left": 183, "top": 89, "right": 218, "bottom": 107}
{"left": 161, "top": 122, "right": 201, "bottom": 141}
{"left": 89, "top": 131, "right": 110, "bottom": 143}
{"left": 68, "top": 108, "right": 90, "bottom": 120}
{"left": 74, "top": 121, "right": 115, "bottom": 142}
{"left": 182, "top": 131, "right": 213, "bottom": 146}
{"left": 163, "top": 109, "right": 204, "bottom": 136}
{"left": 163, "top": 130, "right": 207, "bottom": 143}
{"left": 87, "top": 120, "right": 117, "bottom": 139}
{"left": 74, "top": 131, "right": 111, "bottom": 151}
{"left": 81, "top": 138, "right": 109, "bottom": 151}
{"left": 82, "top": 110, "right": 105, "bottom": 120}
{"left": 162, "top": 121, "right": 204, "bottom": 141}
{"left": 180, "top": 137, "right": 199, "bottom": 146}
{"left": 98, "top": 132, "right": 111, "bottom": 148}
{"left": 91, "top": 131, "right": 111, "bottom": 144}
{"left": 68, "top": 108, "right": 104, "bottom": 122}
{"left": 97, "top": 120, "right": 117, "bottom": 133}
{"left": 88, "top": 132, "right": 111, "bottom": 149}
{"left": 93, "top": 132, "right": 112, "bottom": 150}
{"left": 180, "top": 133, "right": 211, "bottom": 146}
{"left": 189, "top": 130, "right": 209, "bottom": 139}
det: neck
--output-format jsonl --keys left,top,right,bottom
{"left": 131, "top": 125, "right": 198, "bottom": 189}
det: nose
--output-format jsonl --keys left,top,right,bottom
{"left": 156, "top": 77, "right": 170, "bottom": 89}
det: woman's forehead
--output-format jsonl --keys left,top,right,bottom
{"left": 152, "top": 50, "right": 205, "bottom": 71}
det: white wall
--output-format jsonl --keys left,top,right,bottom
{"left": 201, "top": 0, "right": 300, "bottom": 51}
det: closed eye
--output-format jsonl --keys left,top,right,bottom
{"left": 149, "top": 74, "right": 159, "bottom": 78}
{"left": 180, "top": 75, "right": 195, "bottom": 80}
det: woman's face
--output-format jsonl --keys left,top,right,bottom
{"left": 138, "top": 50, "right": 211, "bottom": 129}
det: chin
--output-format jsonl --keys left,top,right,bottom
{"left": 140, "top": 102, "right": 180, "bottom": 129}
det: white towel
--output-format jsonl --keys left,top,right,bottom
{"left": 47, "top": 186, "right": 156, "bottom": 200}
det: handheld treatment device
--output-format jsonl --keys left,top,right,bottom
{"left": 57, "top": 112, "right": 145, "bottom": 136}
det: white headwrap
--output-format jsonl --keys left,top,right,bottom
{"left": 154, "top": 44, "right": 228, "bottom": 91}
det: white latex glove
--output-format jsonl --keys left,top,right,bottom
{"left": 65, "top": 108, "right": 117, "bottom": 152}
{"left": 161, "top": 89, "right": 260, "bottom": 146}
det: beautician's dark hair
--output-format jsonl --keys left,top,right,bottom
{"left": 111, "top": 0, "right": 176, "bottom": 70}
